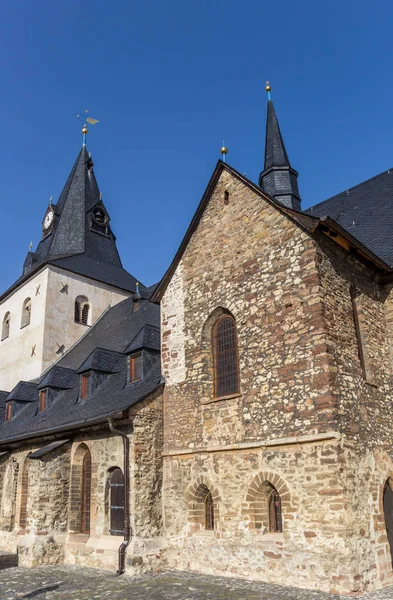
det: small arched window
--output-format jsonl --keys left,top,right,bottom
{"left": 75, "top": 296, "right": 90, "bottom": 326}
{"left": 212, "top": 315, "right": 239, "bottom": 398}
{"left": 21, "top": 298, "right": 31, "bottom": 329}
{"left": 204, "top": 489, "right": 214, "bottom": 530}
{"left": 2, "top": 312, "right": 10, "bottom": 341}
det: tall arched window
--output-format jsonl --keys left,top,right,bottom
{"left": 106, "top": 467, "right": 125, "bottom": 536}
{"left": 2, "top": 312, "right": 10, "bottom": 341}
{"left": 69, "top": 444, "right": 92, "bottom": 535}
{"left": 74, "top": 296, "right": 90, "bottom": 326}
{"left": 204, "top": 489, "right": 214, "bottom": 530}
{"left": 21, "top": 298, "right": 31, "bottom": 328}
{"left": 81, "top": 450, "right": 92, "bottom": 534}
{"left": 246, "top": 475, "right": 286, "bottom": 533}
{"left": 212, "top": 315, "right": 239, "bottom": 397}
{"left": 19, "top": 455, "right": 30, "bottom": 529}
{"left": 190, "top": 483, "right": 216, "bottom": 531}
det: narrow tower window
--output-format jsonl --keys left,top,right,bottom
{"left": 21, "top": 298, "right": 31, "bottom": 329}
{"left": 75, "top": 296, "right": 90, "bottom": 326}
{"left": 2, "top": 312, "right": 10, "bottom": 341}
{"left": 224, "top": 190, "right": 230, "bottom": 205}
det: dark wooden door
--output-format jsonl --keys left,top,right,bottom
{"left": 81, "top": 451, "right": 91, "bottom": 534}
{"left": 384, "top": 482, "right": 393, "bottom": 565}
{"left": 110, "top": 468, "right": 125, "bottom": 536}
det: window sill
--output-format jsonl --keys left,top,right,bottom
{"left": 68, "top": 533, "right": 90, "bottom": 543}
{"left": 201, "top": 392, "right": 242, "bottom": 405}
{"left": 260, "top": 532, "right": 283, "bottom": 541}
{"left": 20, "top": 324, "right": 30, "bottom": 330}
{"left": 74, "top": 322, "right": 91, "bottom": 328}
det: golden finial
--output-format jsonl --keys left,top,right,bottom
{"left": 82, "top": 124, "right": 88, "bottom": 135}
{"left": 220, "top": 141, "right": 228, "bottom": 162}
{"left": 265, "top": 81, "right": 271, "bottom": 92}
{"left": 29, "top": 241, "right": 33, "bottom": 252}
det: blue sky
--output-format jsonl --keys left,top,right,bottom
{"left": 0, "top": 0, "right": 392, "bottom": 289}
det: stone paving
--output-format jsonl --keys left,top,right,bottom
{"left": 0, "top": 566, "right": 393, "bottom": 600}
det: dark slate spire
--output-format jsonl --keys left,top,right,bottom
{"left": 15, "top": 145, "right": 142, "bottom": 295}
{"left": 259, "top": 83, "right": 301, "bottom": 211}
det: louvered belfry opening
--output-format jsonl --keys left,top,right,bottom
{"left": 268, "top": 488, "right": 282, "bottom": 533}
{"left": 21, "top": 298, "right": 31, "bottom": 328}
{"left": 74, "top": 296, "right": 89, "bottom": 325}
{"left": 109, "top": 468, "right": 125, "bottom": 536}
{"left": 213, "top": 315, "right": 239, "bottom": 397}
{"left": 81, "top": 450, "right": 92, "bottom": 534}
{"left": 81, "top": 303, "right": 90, "bottom": 325}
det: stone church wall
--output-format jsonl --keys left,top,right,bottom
{"left": 0, "top": 389, "right": 163, "bottom": 573}
{"left": 160, "top": 169, "right": 393, "bottom": 594}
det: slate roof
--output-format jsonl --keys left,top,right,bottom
{"left": 76, "top": 348, "right": 124, "bottom": 374}
{"left": 125, "top": 325, "right": 160, "bottom": 353}
{"left": 37, "top": 367, "right": 78, "bottom": 390}
{"left": 1, "top": 147, "right": 145, "bottom": 301}
{"left": 0, "top": 297, "right": 162, "bottom": 445}
{"left": 305, "top": 168, "right": 393, "bottom": 267}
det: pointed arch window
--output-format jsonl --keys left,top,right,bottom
{"left": 74, "top": 296, "right": 90, "bottom": 326}
{"left": 2, "top": 312, "right": 10, "bottom": 341}
{"left": 268, "top": 487, "right": 282, "bottom": 533}
{"left": 21, "top": 298, "right": 31, "bottom": 329}
{"left": 212, "top": 315, "right": 239, "bottom": 398}
{"left": 107, "top": 467, "right": 125, "bottom": 536}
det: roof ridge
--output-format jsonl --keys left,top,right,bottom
{"left": 308, "top": 167, "right": 393, "bottom": 212}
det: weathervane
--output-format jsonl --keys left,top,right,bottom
{"left": 77, "top": 110, "right": 100, "bottom": 146}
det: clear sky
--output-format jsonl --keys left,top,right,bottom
{"left": 0, "top": 0, "right": 392, "bottom": 289}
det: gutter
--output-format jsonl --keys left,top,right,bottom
{"left": 108, "top": 417, "right": 131, "bottom": 576}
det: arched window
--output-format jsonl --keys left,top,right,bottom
{"left": 106, "top": 467, "right": 125, "bottom": 536}
{"left": 74, "top": 296, "right": 90, "bottom": 326}
{"left": 268, "top": 487, "right": 282, "bottom": 533}
{"left": 69, "top": 444, "right": 92, "bottom": 535}
{"left": 383, "top": 479, "right": 393, "bottom": 566}
{"left": 246, "top": 475, "right": 286, "bottom": 533}
{"left": 19, "top": 455, "right": 31, "bottom": 529}
{"left": 212, "top": 315, "right": 239, "bottom": 397}
{"left": 192, "top": 483, "right": 216, "bottom": 531}
{"left": 21, "top": 298, "right": 31, "bottom": 328}
{"left": 81, "top": 450, "right": 92, "bottom": 534}
{"left": 204, "top": 489, "right": 214, "bottom": 530}
{"left": 2, "top": 312, "right": 10, "bottom": 341}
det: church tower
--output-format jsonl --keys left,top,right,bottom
{"left": 259, "top": 82, "right": 301, "bottom": 211}
{"left": 0, "top": 129, "right": 142, "bottom": 390}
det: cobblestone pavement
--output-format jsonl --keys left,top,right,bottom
{"left": 0, "top": 566, "right": 393, "bottom": 600}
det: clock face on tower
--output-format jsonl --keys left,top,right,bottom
{"left": 43, "top": 210, "right": 54, "bottom": 231}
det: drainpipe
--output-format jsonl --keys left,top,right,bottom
{"left": 108, "top": 417, "right": 131, "bottom": 575}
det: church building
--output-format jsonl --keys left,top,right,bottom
{"left": 0, "top": 86, "right": 393, "bottom": 596}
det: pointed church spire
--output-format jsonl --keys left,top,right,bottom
{"left": 259, "top": 83, "right": 301, "bottom": 211}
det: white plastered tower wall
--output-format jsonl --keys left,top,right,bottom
{"left": 0, "top": 265, "right": 131, "bottom": 391}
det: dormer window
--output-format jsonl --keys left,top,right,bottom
{"left": 81, "top": 373, "right": 91, "bottom": 399}
{"left": 129, "top": 353, "right": 142, "bottom": 383}
{"left": 5, "top": 403, "right": 11, "bottom": 422}
{"left": 39, "top": 389, "right": 47, "bottom": 412}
